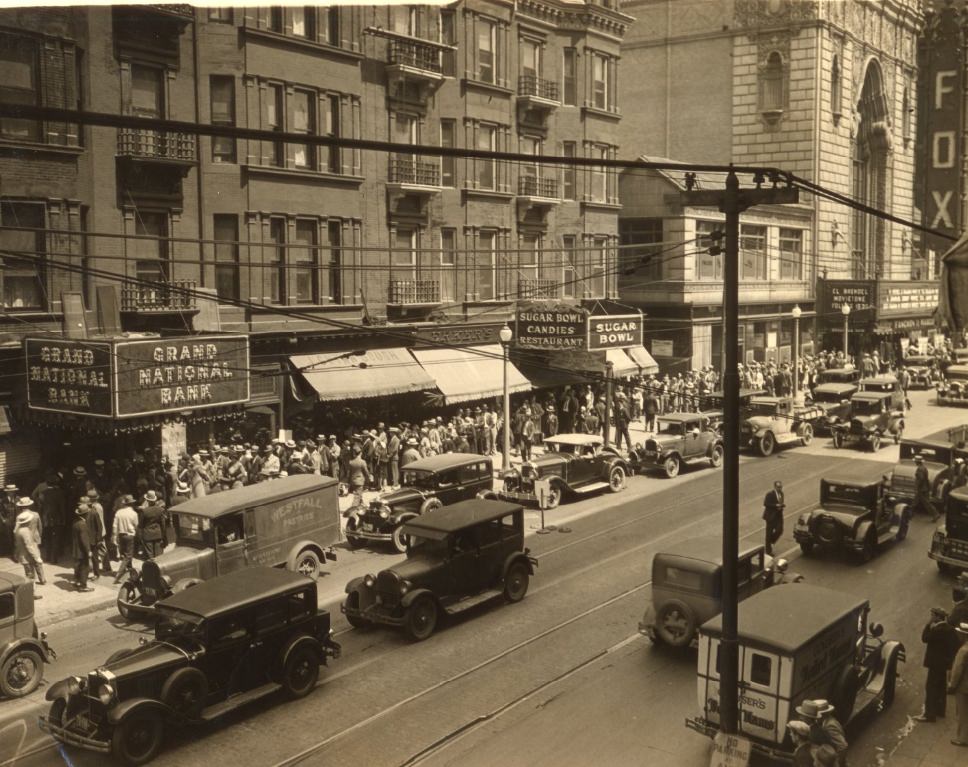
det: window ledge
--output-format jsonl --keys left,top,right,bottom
{"left": 461, "top": 187, "right": 514, "bottom": 201}
{"left": 461, "top": 78, "right": 514, "bottom": 97}
{"left": 761, "top": 108, "right": 784, "bottom": 125}
{"left": 242, "top": 26, "right": 363, "bottom": 61}
{"left": 242, "top": 164, "right": 364, "bottom": 186}
{"left": 251, "top": 302, "right": 364, "bottom": 313}
{"left": 580, "top": 199, "right": 622, "bottom": 211}
{"left": 0, "top": 139, "right": 84, "bottom": 157}
{"left": 581, "top": 105, "right": 621, "bottom": 122}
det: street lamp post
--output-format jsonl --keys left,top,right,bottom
{"left": 791, "top": 304, "right": 801, "bottom": 402}
{"left": 841, "top": 303, "right": 851, "bottom": 362}
{"left": 499, "top": 323, "right": 513, "bottom": 473}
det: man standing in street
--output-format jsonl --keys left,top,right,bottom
{"left": 948, "top": 622, "right": 968, "bottom": 746}
{"left": 72, "top": 505, "right": 93, "bottom": 592}
{"left": 0, "top": 484, "right": 18, "bottom": 559}
{"left": 614, "top": 392, "right": 633, "bottom": 451}
{"left": 82, "top": 492, "right": 105, "bottom": 579}
{"left": 916, "top": 606, "right": 959, "bottom": 722}
{"left": 140, "top": 491, "right": 167, "bottom": 559}
{"left": 14, "top": 501, "right": 45, "bottom": 587}
{"left": 348, "top": 446, "right": 371, "bottom": 506}
{"left": 914, "top": 454, "right": 940, "bottom": 522}
{"left": 643, "top": 386, "right": 659, "bottom": 433}
{"left": 112, "top": 495, "right": 139, "bottom": 583}
{"left": 796, "top": 699, "right": 848, "bottom": 767}
{"left": 763, "top": 480, "right": 785, "bottom": 556}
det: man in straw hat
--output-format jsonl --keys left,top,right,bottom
{"left": 14, "top": 498, "right": 45, "bottom": 586}
{"left": 795, "top": 699, "right": 848, "bottom": 766}
{"left": 949, "top": 622, "right": 968, "bottom": 746}
{"left": 140, "top": 490, "right": 167, "bottom": 559}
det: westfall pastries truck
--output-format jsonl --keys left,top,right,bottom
{"left": 686, "top": 583, "right": 904, "bottom": 760}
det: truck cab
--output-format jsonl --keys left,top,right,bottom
{"left": 930, "top": 486, "right": 968, "bottom": 574}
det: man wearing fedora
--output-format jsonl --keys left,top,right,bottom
{"left": 140, "top": 491, "right": 167, "bottom": 559}
{"left": 949, "top": 622, "right": 968, "bottom": 746}
{"left": 112, "top": 495, "right": 139, "bottom": 583}
{"left": 913, "top": 454, "right": 940, "bottom": 522}
{"left": 916, "top": 606, "right": 959, "bottom": 722}
{"left": 71, "top": 504, "right": 93, "bottom": 591}
{"left": 14, "top": 498, "right": 45, "bottom": 587}
{"left": 795, "top": 699, "right": 848, "bottom": 766}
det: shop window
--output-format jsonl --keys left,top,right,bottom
{"left": 213, "top": 214, "right": 240, "bottom": 302}
{"left": 210, "top": 76, "right": 236, "bottom": 163}
{"left": 0, "top": 34, "right": 40, "bottom": 141}
{"left": 779, "top": 228, "right": 803, "bottom": 281}
{"left": 293, "top": 218, "right": 318, "bottom": 304}
{"left": 696, "top": 220, "right": 723, "bottom": 280}
{"left": 0, "top": 200, "right": 46, "bottom": 310}
{"left": 740, "top": 224, "right": 767, "bottom": 281}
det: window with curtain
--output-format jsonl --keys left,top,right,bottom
{"left": 520, "top": 38, "right": 540, "bottom": 92}
{"left": 592, "top": 53, "right": 609, "bottom": 110}
{"left": 0, "top": 34, "right": 40, "bottom": 141}
{"left": 478, "top": 231, "right": 496, "bottom": 300}
{"left": 392, "top": 228, "right": 417, "bottom": 281}
{"left": 131, "top": 64, "right": 164, "bottom": 118}
{"left": 695, "top": 220, "right": 723, "bottom": 280}
{"left": 740, "top": 224, "right": 767, "bottom": 280}
{"left": 0, "top": 200, "right": 46, "bottom": 310}
{"left": 561, "top": 235, "right": 577, "bottom": 299}
{"left": 327, "top": 219, "right": 342, "bottom": 304}
{"left": 441, "top": 119, "right": 456, "bottom": 187}
{"left": 779, "top": 228, "right": 803, "bottom": 281}
{"left": 208, "top": 7, "right": 232, "bottom": 23}
{"left": 478, "top": 19, "right": 496, "bottom": 83}
{"left": 266, "top": 83, "right": 284, "bottom": 167}
{"left": 590, "top": 145, "right": 607, "bottom": 202}
{"left": 760, "top": 52, "right": 784, "bottom": 111}
{"left": 520, "top": 136, "right": 539, "bottom": 191}
{"left": 440, "top": 228, "right": 456, "bottom": 301}
{"left": 293, "top": 219, "right": 318, "bottom": 303}
{"left": 323, "top": 7, "right": 340, "bottom": 46}
{"left": 210, "top": 76, "right": 236, "bottom": 163}
{"left": 519, "top": 234, "right": 541, "bottom": 288}
{"left": 324, "top": 94, "right": 341, "bottom": 173}
{"left": 477, "top": 124, "right": 496, "bottom": 189}
{"left": 292, "top": 89, "right": 316, "bottom": 169}
{"left": 291, "top": 7, "right": 315, "bottom": 39}
{"left": 213, "top": 214, "right": 240, "bottom": 302}
{"left": 268, "top": 217, "right": 286, "bottom": 303}
{"left": 563, "top": 48, "right": 577, "bottom": 106}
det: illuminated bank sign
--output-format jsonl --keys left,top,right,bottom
{"left": 26, "top": 339, "right": 114, "bottom": 417}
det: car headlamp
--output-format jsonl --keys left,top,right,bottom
{"left": 363, "top": 574, "right": 375, "bottom": 588}
{"left": 98, "top": 684, "right": 115, "bottom": 705}
{"left": 378, "top": 507, "right": 389, "bottom": 520}
{"left": 67, "top": 676, "right": 84, "bottom": 696}
{"left": 400, "top": 580, "right": 411, "bottom": 595}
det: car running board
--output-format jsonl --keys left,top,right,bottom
{"left": 200, "top": 682, "right": 281, "bottom": 721}
{"left": 443, "top": 589, "right": 503, "bottom": 615}
{"left": 573, "top": 481, "right": 610, "bottom": 493}
{"left": 877, "top": 526, "right": 901, "bottom": 545}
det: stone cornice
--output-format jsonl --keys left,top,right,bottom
{"left": 516, "top": 0, "right": 633, "bottom": 39}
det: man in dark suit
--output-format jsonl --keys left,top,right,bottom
{"left": 916, "top": 606, "right": 959, "bottom": 721}
{"left": 762, "top": 480, "right": 785, "bottom": 555}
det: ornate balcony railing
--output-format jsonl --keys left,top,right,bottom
{"left": 388, "top": 39, "right": 442, "bottom": 73}
{"left": 519, "top": 278, "right": 558, "bottom": 300}
{"left": 388, "top": 279, "right": 441, "bottom": 305}
{"left": 389, "top": 155, "right": 441, "bottom": 186}
{"left": 518, "top": 176, "right": 558, "bottom": 198}
{"left": 117, "top": 128, "right": 196, "bottom": 163}
{"left": 121, "top": 280, "right": 197, "bottom": 312}
{"left": 518, "top": 74, "right": 559, "bottom": 101}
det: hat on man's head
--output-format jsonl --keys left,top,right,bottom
{"left": 795, "top": 699, "right": 834, "bottom": 719}
{"left": 122, "top": 494, "right": 136, "bottom": 504}
{"left": 285, "top": 440, "right": 297, "bottom": 449}
{"left": 73, "top": 466, "right": 87, "bottom": 476}
{"left": 86, "top": 489, "right": 99, "bottom": 499}
{"left": 389, "top": 427, "right": 399, "bottom": 433}
{"left": 931, "top": 606, "right": 948, "bottom": 618}
{"left": 786, "top": 721, "right": 811, "bottom": 739}
{"left": 199, "top": 449, "right": 210, "bottom": 457}
{"left": 176, "top": 480, "right": 190, "bottom": 494}
{"left": 144, "top": 490, "right": 158, "bottom": 503}
{"left": 914, "top": 454, "right": 924, "bottom": 462}
{"left": 94, "top": 459, "right": 105, "bottom": 468}
{"left": 3, "top": 484, "right": 17, "bottom": 493}
{"left": 16, "top": 497, "right": 33, "bottom": 508}
{"left": 957, "top": 622, "right": 968, "bottom": 636}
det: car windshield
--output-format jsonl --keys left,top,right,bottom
{"left": 175, "top": 514, "right": 213, "bottom": 548}
{"left": 861, "top": 382, "right": 894, "bottom": 393}
{"left": 852, "top": 400, "right": 882, "bottom": 415}
{"left": 748, "top": 402, "right": 776, "bottom": 416}
{"left": 656, "top": 420, "right": 683, "bottom": 436}
{"left": 401, "top": 469, "right": 436, "bottom": 489}
{"left": 949, "top": 370, "right": 968, "bottom": 382}
{"left": 812, "top": 390, "right": 846, "bottom": 403}
{"left": 407, "top": 534, "right": 449, "bottom": 556}
{"left": 818, "top": 371, "right": 854, "bottom": 384}
{"left": 154, "top": 608, "right": 205, "bottom": 641}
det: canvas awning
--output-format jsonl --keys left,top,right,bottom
{"left": 606, "top": 348, "right": 639, "bottom": 378}
{"left": 626, "top": 345, "right": 660, "bottom": 374}
{"left": 411, "top": 344, "right": 531, "bottom": 404}
{"left": 291, "top": 348, "right": 435, "bottom": 401}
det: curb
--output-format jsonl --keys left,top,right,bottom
{"left": 42, "top": 593, "right": 118, "bottom": 626}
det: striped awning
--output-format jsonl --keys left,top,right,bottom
{"left": 291, "top": 348, "right": 435, "bottom": 401}
{"left": 411, "top": 344, "right": 531, "bottom": 404}
{"left": 626, "top": 345, "right": 660, "bottom": 374}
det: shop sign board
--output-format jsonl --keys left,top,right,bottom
{"left": 25, "top": 338, "right": 114, "bottom": 417}
{"left": 414, "top": 324, "right": 500, "bottom": 348}
{"left": 587, "top": 313, "right": 644, "bottom": 351}
{"left": 709, "top": 732, "right": 751, "bottom": 767}
{"left": 114, "top": 335, "right": 250, "bottom": 417}
{"left": 821, "top": 280, "right": 876, "bottom": 314}
{"left": 515, "top": 305, "right": 588, "bottom": 350}
{"left": 652, "top": 339, "right": 674, "bottom": 357}
{"left": 877, "top": 281, "right": 940, "bottom": 317}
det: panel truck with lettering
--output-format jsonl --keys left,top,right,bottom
{"left": 686, "top": 584, "right": 904, "bottom": 761}
{"left": 117, "top": 475, "right": 339, "bottom": 619}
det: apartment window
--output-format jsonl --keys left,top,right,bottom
{"left": 293, "top": 219, "right": 318, "bottom": 304}
{"left": 210, "top": 76, "right": 236, "bottom": 163}
{"left": 323, "top": 7, "right": 340, "bottom": 46}
{"left": 441, "top": 119, "right": 456, "bottom": 187}
{"left": 292, "top": 90, "right": 316, "bottom": 169}
{"left": 477, "top": 124, "right": 496, "bottom": 190}
{"left": 521, "top": 39, "right": 540, "bottom": 81}
{"left": 393, "top": 6, "right": 417, "bottom": 36}
{"left": 132, "top": 211, "right": 169, "bottom": 293}
{"left": 269, "top": 7, "right": 283, "bottom": 32}
{"left": 208, "top": 7, "right": 233, "bottom": 23}
{"left": 441, "top": 228, "right": 456, "bottom": 301}
{"left": 760, "top": 51, "right": 784, "bottom": 111}
{"left": 695, "top": 220, "right": 723, "bottom": 280}
{"left": 441, "top": 9, "right": 457, "bottom": 76}
{"left": 213, "top": 214, "right": 240, "bottom": 301}
{"left": 562, "top": 142, "right": 576, "bottom": 200}
{"left": 0, "top": 201, "right": 45, "bottom": 310}
{"left": 291, "top": 7, "right": 315, "bottom": 39}
{"left": 268, "top": 217, "right": 286, "bottom": 303}
{"left": 592, "top": 53, "right": 609, "bottom": 110}
{"left": 740, "top": 224, "right": 768, "bottom": 281}
{"left": 131, "top": 64, "right": 165, "bottom": 118}
{"left": 520, "top": 136, "right": 539, "bottom": 183}
{"left": 619, "top": 218, "right": 663, "bottom": 282}
{"left": 478, "top": 230, "right": 496, "bottom": 300}
{"left": 324, "top": 94, "right": 341, "bottom": 173}
{"left": 266, "top": 83, "right": 284, "bottom": 167}
{"left": 478, "top": 19, "right": 496, "bottom": 84}
{"left": 590, "top": 145, "right": 608, "bottom": 202}
{"left": 327, "top": 220, "right": 342, "bottom": 304}
{"left": 561, "top": 235, "right": 577, "bottom": 299}
{"left": 831, "top": 56, "right": 841, "bottom": 117}
{"left": 392, "top": 228, "right": 417, "bottom": 281}
{"left": 589, "top": 237, "right": 607, "bottom": 297}
{"left": 520, "top": 234, "right": 540, "bottom": 285}
{"left": 779, "top": 228, "right": 803, "bottom": 281}
{"left": 563, "top": 48, "right": 577, "bottom": 106}
{"left": 0, "top": 34, "right": 40, "bottom": 141}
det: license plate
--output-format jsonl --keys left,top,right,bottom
{"left": 644, "top": 450, "right": 657, "bottom": 456}
{"left": 142, "top": 588, "right": 155, "bottom": 596}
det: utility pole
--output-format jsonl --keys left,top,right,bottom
{"left": 682, "top": 168, "right": 798, "bottom": 736}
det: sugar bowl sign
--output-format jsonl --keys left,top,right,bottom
{"left": 26, "top": 335, "right": 250, "bottom": 418}
{"left": 514, "top": 305, "right": 643, "bottom": 350}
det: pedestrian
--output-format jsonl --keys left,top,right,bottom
{"left": 0, "top": 484, "right": 18, "bottom": 558}
{"left": 519, "top": 404, "right": 535, "bottom": 461}
{"left": 762, "top": 480, "right": 785, "bottom": 556}
{"left": 543, "top": 404, "right": 558, "bottom": 439}
{"left": 82, "top": 493, "right": 105, "bottom": 579}
{"left": 387, "top": 428, "right": 401, "bottom": 486}
{"left": 913, "top": 454, "right": 940, "bottom": 522}
{"left": 13, "top": 501, "right": 45, "bottom": 587}
{"left": 140, "top": 490, "right": 167, "bottom": 559}
{"left": 173, "top": 480, "right": 192, "bottom": 505}
{"left": 948, "top": 622, "right": 968, "bottom": 747}
{"left": 786, "top": 721, "right": 815, "bottom": 767}
{"left": 916, "top": 606, "right": 960, "bottom": 722}
{"left": 796, "top": 699, "right": 848, "bottom": 767}
{"left": 348, "top": 447, "right": 371, "bottom": 506}
{"left": 71, "top": 505, "right": 93, "bottom": 592}
{"left": 644, "top": 387, "right": 659, "bottom": 432}
{"left": 112, "top": 495, "right": 139, "bottom": 583}
{"left": 614, "top": 392, "right": 633, "bottom": 451}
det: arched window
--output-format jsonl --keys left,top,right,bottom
{"left": 760, "top": 51, "right": 785, "bottom": 112}
{"left": 831, "top": 56, "right": 842, "bottom": 118}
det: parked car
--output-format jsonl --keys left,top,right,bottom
{"left": 631, "top": 413, "right": 723, "bottom": 479}
{"left": 902, "top": 354, "right": 938, "bottom": 389}
{"left": 886, "top": 426, "right": 968, "bottom": 520}
{"left": 814, "top": 367, "right": 862, "bottom": 387}
{"left": 830, "top": 392, "right": 904, "bottom": 451}
{"left": 807, "top": 382, "right": 857, "bottom": 433}
{"left": 740, "top": 396, "right": 819, "bottom": 456}
{"left": 857, "top": 375, "right": 906, "bottom": 411}
{"left": 40, "top": 568, "right": 340, "bottom": 765}
{"left": 794, "top": 478, "right": 901, "bottom": 562}
{"left": 344, "top": 453, "right": 492, "bottom": 552}
{"left": 0, "top": 573, "right": 55, "bottom": 698}
{"left": 938, "top": 364, "right": 968, "bottom": 406}
{"left": 494, "top": 434, "right": 629, "bottom": 508}
{"left": 342, "top": 499, "right": 536, "bottom": 641}
{"left": 698, "top": 388, "right": 766, "bottom": 432}
{"left": 637, "top": 537, "right": 796, "bottom": 648}
{"left": 118, "top": 475, "right": 341, "bottom": 619}
{"left": 687, "top": 584, "right": 904, "bottom": 761}
{"left": 930, "top": 486, "right": 968, "bottom": 574}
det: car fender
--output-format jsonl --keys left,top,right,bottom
{"left": 275, "top": 633, "right": 325, "bottom": 679}
{"left": 286, "top": 541, "right": 328, "bottom": 570}
{"left": 854, "top": 520, "right": 875, "bottom": 545}
{"left": 502, "top": 551, "right": 535, "bottom": 578}
{"left": 400, "top": 587, "right": 436, "bottom": 611}
{"left": 477, "top": 489, "right": 498, "bottom": 500}
{"left": 106, "top": 697, "right": 170, "bottom": 726}
{"left": 344, "top": 576, "right": 366, "bottom": 594}
{"left": 2, "top": 637, "right": 52, "bottom": 665}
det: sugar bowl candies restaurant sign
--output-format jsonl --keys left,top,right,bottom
{"left": 26, "top": 335, "right": 250, "bottom": 419}
{"left": 514, "top": 305, "right": 644, "bottom": 350}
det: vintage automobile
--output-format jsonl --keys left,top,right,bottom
{"left": 0, "top": 572, "right": 55, "bottom": 698}
{"left": 807, "top": 382, "right": 857, "bottom": 433}
{"left": 938, "top": 364, "right": 968, "bottom": 406}
{"left": 118, "top": 475, "right": 340, "bottom": 619}
{"left": 794, "top": 478, "right": 902, "bottom": 562}
{"left": 638, "top": 537, "right": 799, "bottom": 648}
{"left": 687, "top": 584, "right": 904, "bottom": 760}
{"left": 494, "top": 434, "right": 629, "bottom": 508}
{"left": 857, "top": 375, "right": 906, "bottom": 411}
{"left": 885, "top": 426, "right": 968, "bottom": 521}
{"left": 814, "top": 366, "right": 862, "bottom": 387}
{"left": 344, "top": 453, "right": 493, "bottom": 552}
{"left": 342, "top": 499, "right": 536, "bottom": 641}
{"left": 740, "top": 396, "right": 819, "bottom": 456}
{"left": 902, "top": 354, "right": 938, "bottom": 389}
{"left": 632, "top": 413, "right": 724, "bottom": 479}
{"left": 830, "top": 391, "right": 904, "bottom": 451}
{"left": 930, "top": 486, "right": 968, "bottom": 574}
{"left": 698, "top": 389, "right": 766, "bottom": 435}
{"left": 40, "top": 568, "right": 340, "bottom": 765}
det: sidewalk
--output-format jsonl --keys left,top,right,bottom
{"left": 881, "top": 716, "right": 968, "bottom": 767}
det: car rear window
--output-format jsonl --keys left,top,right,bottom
{"left": 662, "top": 566, "right": 704, "bottom": 592}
